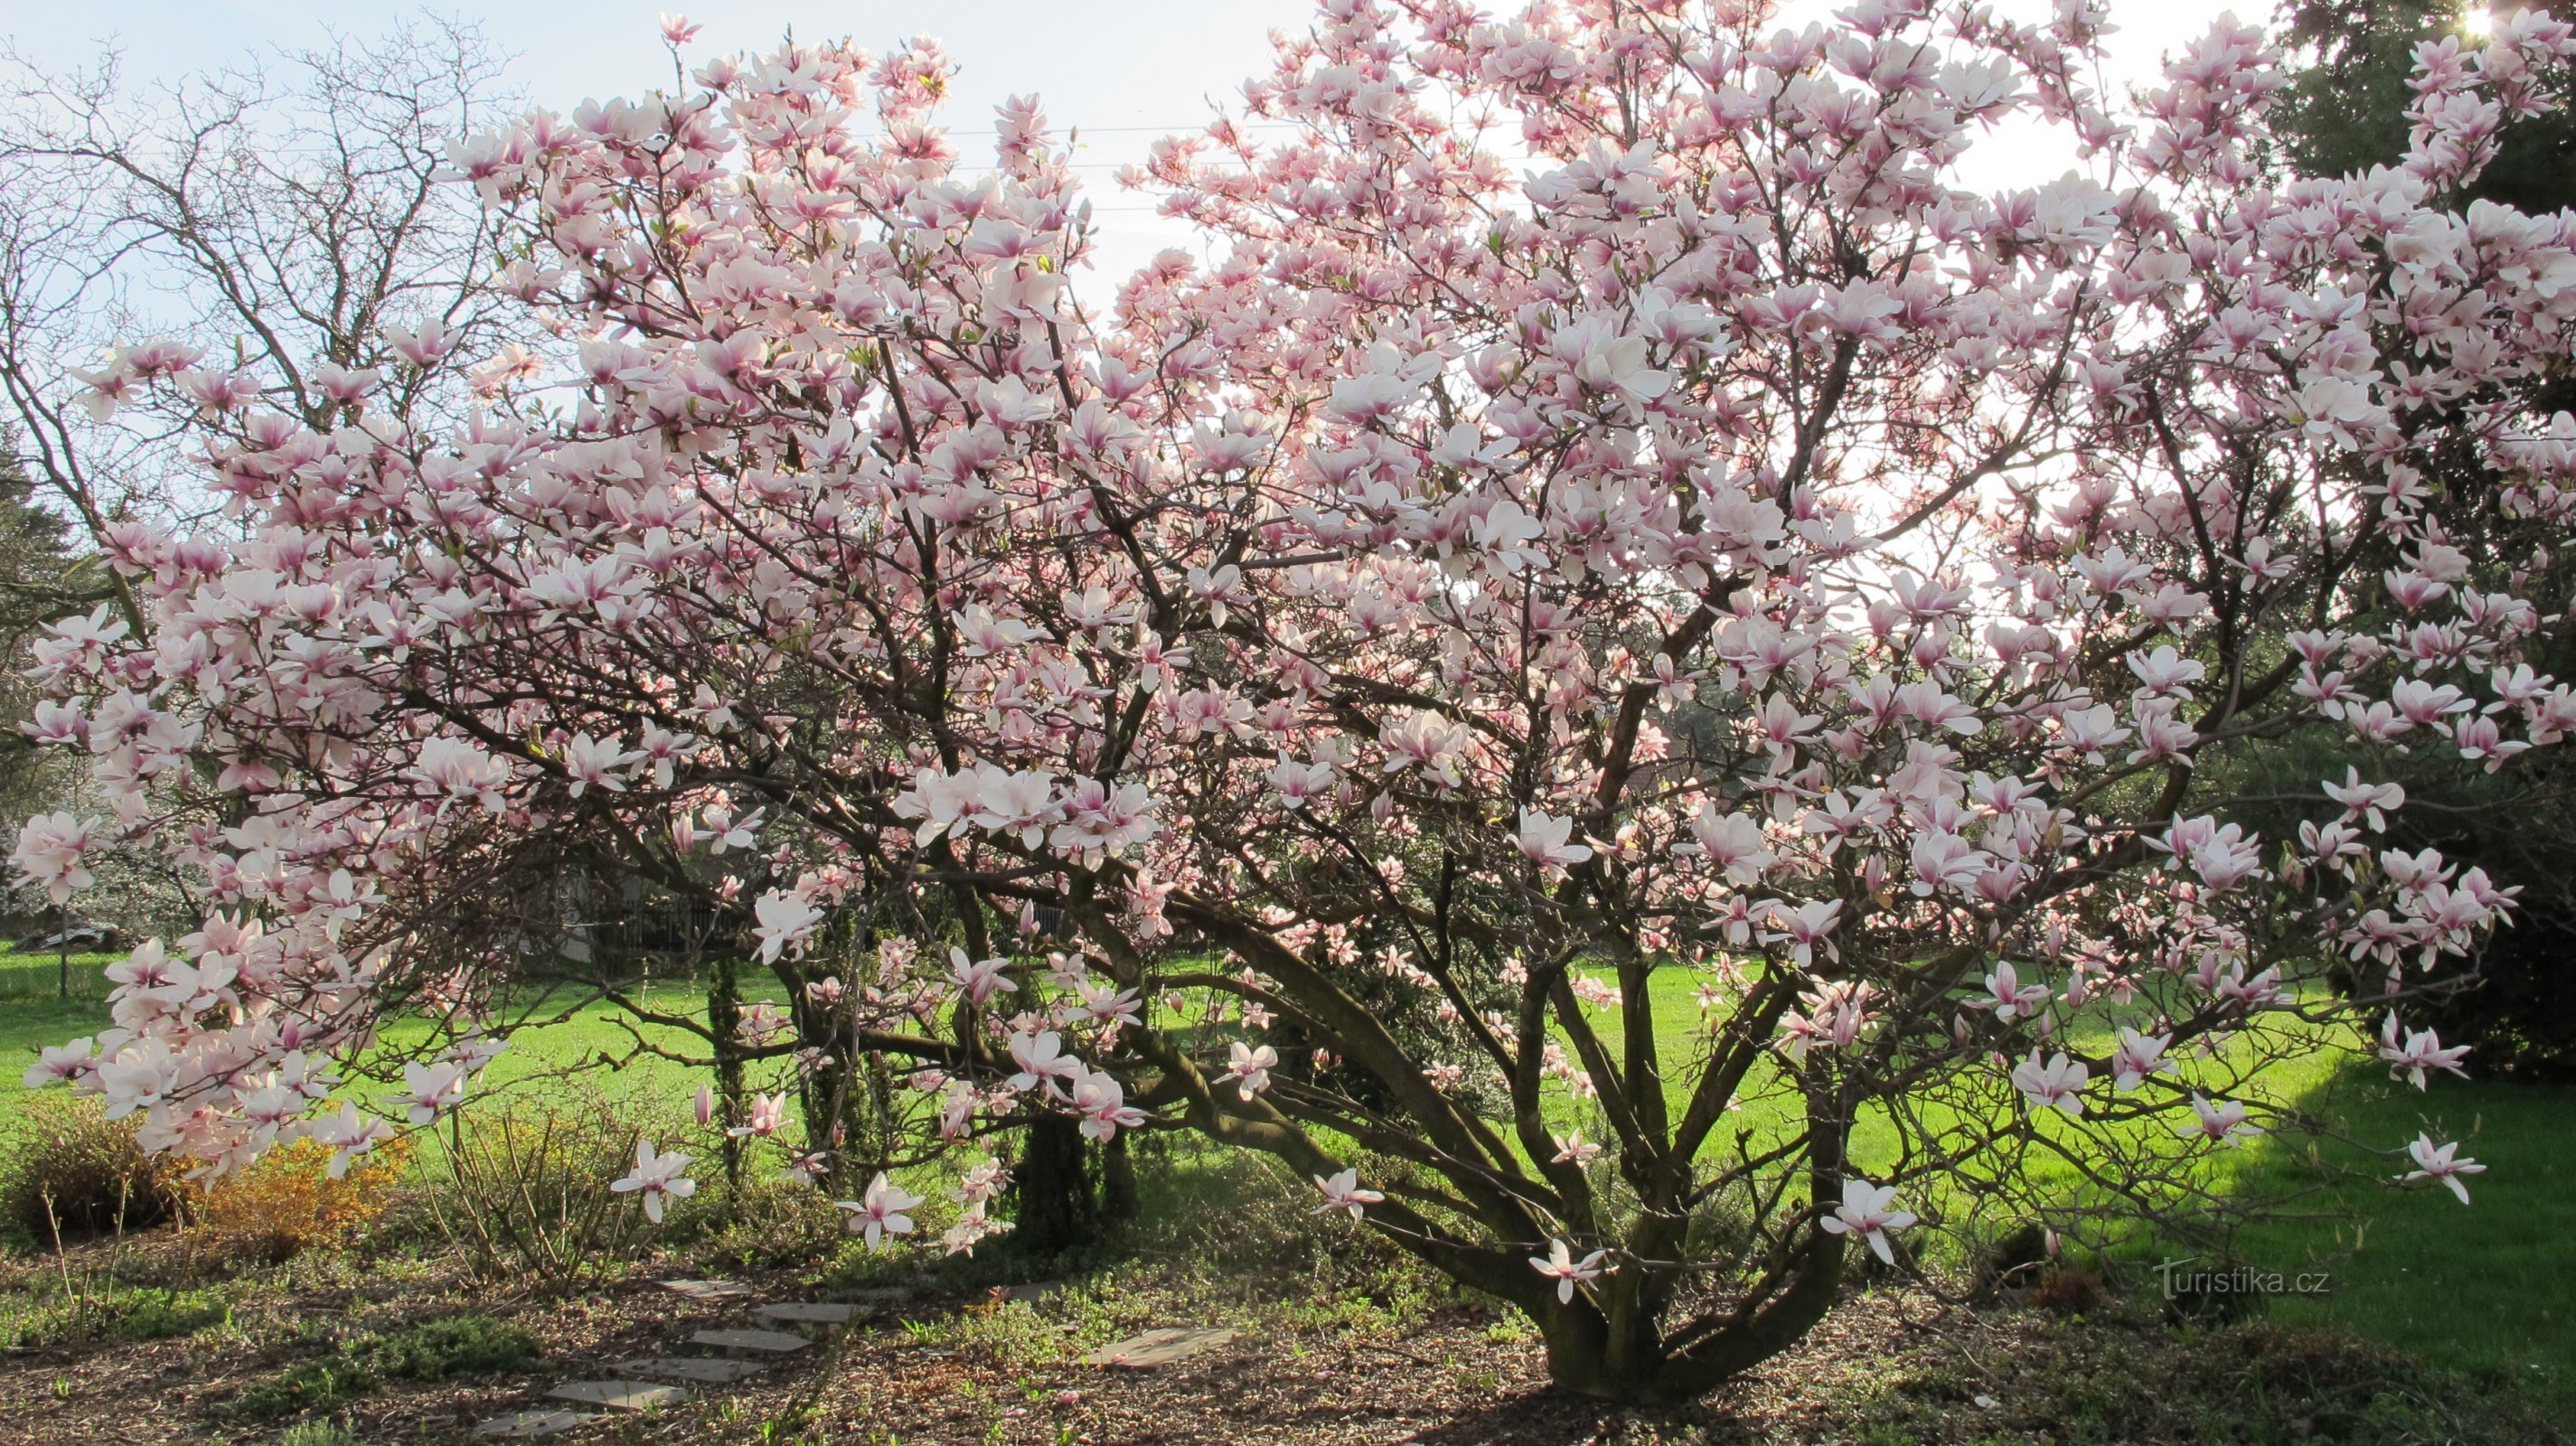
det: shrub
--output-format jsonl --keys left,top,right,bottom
{"left": 346, "top": 1311, "right": 538, "bottom": 1380}
{"left": 678, "top": 1175, "right": 850, "bottom": 1271}
{"left": 0, "top": 1094, "right": 183, "bottom": 1244}
{"left": 227, "top": 1358, "right": 372, "bottom": 1423}
{"left": 185, "top": 1137, "right": 412, "bottom": 1264}
{"left": 228, "top": 1313, "right": 539, "bottom": 1422}
{"left": 427, "top": 1097, "right": 644, "bottom": 1287}
{"left": 104, "top": 1285, "right": 230, "bottom": 1341}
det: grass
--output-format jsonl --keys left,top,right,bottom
{"left": 2232, "top": 1065, "right": 2576, "bottom": 1403}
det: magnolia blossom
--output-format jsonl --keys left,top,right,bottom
{"left": 310, "top": 1103, "right": 395, "bottom": 1179}
{"left": 398, "top": 1062, "right": 465, "bottom": 1126}
{"left": 728, "top": 1092, "right": 788, "bottom": 1139}
{"left": 10, "top": 812, "right": 97, "bottom": 905}
{"left": 947, "top": 948, "right": 1018, "bottom": 1006}
{"left": 2011, "top": 1051, "right": 2090, "bottom": 1117}
{"left": 2378, "top": 1014, "right": 2471, "bottom": 1090}
{"left": 1528, "top": 1238, "right": 1613, "bottom": 1303}
{"left": 1514, "top": 809, "right": 1594, "bottom": 872}
{"left": 2109, "top": 1029, "right": 2173, "bottom": 1092}
{"left": 752, "top": 889, "right": 823, "bottom": 963}
{"left": 1071, "top": 1070, "right": 1145, "bottom": 1142}
{"left": 1974, "top": 962, "right": 2051, "bottom": 1021}
{"left": 611, "top": 1141, "right": 697, "bottom": 1223}
{"left": 1006, "top": 1029, "right": 1080, "bottom": 1094}
{"left": 1218, "top": 1041, "right": 1278, "bottom": 1100}
{"left": 1819, "top": 1178, "right": 1917, "bottom": 1265}
{"left": 1552, "top": 1130, "right": 1604, "bottom": 1166}
{"left": 2176, "top": 1094, "right": 2263, "bottom": 1147}
{"left": 1312, "top": 1168, "right": 1385, "bottom": 1220}
{"left": 839, "top": 1171, "right": 923, "bottom": 1249}
{"left": 2399, "top": 1134, "right": 2485, "bottom": 1204}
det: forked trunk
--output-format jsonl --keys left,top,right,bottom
{"left": 1534, "top": 1234, "right": 1848, "bottom": 1405}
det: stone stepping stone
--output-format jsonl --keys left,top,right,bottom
{"left": 546, "top": 1380, "right": 691, "bottom": 1412}
{"left": 691, "top": 1328, "right": 814, "bottom": 1355}
{"left": 620, "top": 1356, "right": 771, "bottom": 1385}
{"left": 476, "top": 1410, "right": 597, "bottom": 1439}
{"left": 660, "top": 1278, "right": 754, "bottom": 1300}
{"left": 754, "top": 1301, "right": 854, "bottom": 1326}
{"left": 1080, "top": 1327, "right": 1241, "bottom": 1368}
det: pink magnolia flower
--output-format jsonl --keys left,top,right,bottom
{"left": 948, "top": 948, "right": 1019, "bottom": 1006}
{"left": 2378, "top": 1014, "right": 2470, "bottom": 1090}
{"left": 1218, "top": 1041, "right": 1277, "bottom": 1100}
{"left": 728, "top": 1092, "right": 787, "bottom": 1139}
{"left": 11, "top": 812, "right": 98, "bottom": 905}
{"left": 2011, "top": 1050, "right": 2090, "bottom": 1117}
{"left": 1514, "top": 809, "right": 1594, "bottom": 872}
{"left": 2109, "top": 1028, "right": 2172, "bottom": 1092}
{"left": 1529, "top": 1238, "right": 1613, "bottom": 1303}
{"left": 1070, "top": 1070, "right": 1145, "bottom": 1142}
{"left": 2176, "top": 1094, "right": 2263, "bottom": 1147}
{"left": 611, "top": 1140, "right": 697, "bottom": 1223}
{"left": 1819, "top": 1178, "right": 1916, "bottom": 1265}
{"left": 2398, "top": 1134, "right": 2485, "bottom": 1204}
{"left": 838, "top": 1170, "right": 923, "bottom": 1249}
{"left": 1312, "top": 1168, "right": 1384, "bottom": 1220}
{"left": 1552, "top": 1130, "right": 1604, "bottom": 1166}
{"left": 1973, "top": 962, "right": 2052, "bottom": 1021}
{"left": 398, "top": 1061, "right": 465, "bottom": 1126}
{"left": 1007, "top": 1029, "right": 1080, "bottom": 1094}
{"left": 752, "top": 888, "right": 823, "bottom": 963}
{"left": 309, "top": 1103, "right": 396, "bottom": 1179}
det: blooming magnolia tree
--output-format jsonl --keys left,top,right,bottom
{"left": 18, "top": 0, "right": 2576, "bottom": 1404}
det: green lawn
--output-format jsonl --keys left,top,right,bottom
{"left": 2233, "top": 1066, "right": 2576, "bottom": 1401}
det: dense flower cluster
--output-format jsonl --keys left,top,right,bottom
{"left": 19, "top": 0, "right": 2576, "bottom": 1402}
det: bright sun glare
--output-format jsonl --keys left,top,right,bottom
{"left": 2462, "top": 5, "right": 2495, "bottom": 36}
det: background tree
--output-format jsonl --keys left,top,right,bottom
{"left": 2267, "top": 0, "right": 2576, "bottom": 1075}
{"left": 0, "top": 425, "right": 93, "bottom": 821}
{"left": 2275, "top": 0, "right": 2576, "bottom": 212}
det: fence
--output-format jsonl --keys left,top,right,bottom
{"left": 0, "top": 948, "right": 118, "bottom": 1001}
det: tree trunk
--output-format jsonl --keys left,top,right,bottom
{"left": 706, "top": 951, "right": 745, "bottom": 1189}
{"left": 1099, "top": 1131, "right": 1137, "bottom": 1224}
{"left": 1533, "top": 1233, "right": 1848, "bottom": 1405}
{"left": 1013, "top": 1113, "right": 1095, "bottom": 1254}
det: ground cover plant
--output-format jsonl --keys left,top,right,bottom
{"left": 11, "top": 0, "right": 2576, "bottom": 1414}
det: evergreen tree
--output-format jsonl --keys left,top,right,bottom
{"left": 2274, "top": 0, "right": 2576, "bottom": 211}
{"left": 0, "top": 428, "right": 97, "bottom": 822}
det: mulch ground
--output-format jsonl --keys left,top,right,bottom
{"left": 0, "top": 1232, "right": 2019, "bottom": 1446}
{"left": 1, "top": 1232, "right": 2557, "bottom": 1445}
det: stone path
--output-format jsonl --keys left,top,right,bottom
{"left": 473, "top": 1273, "right": 1231, "bottom": 1438}
{"left": 753, "top": 1301, "right": 854, "bottom": 1325}
{"left": 620, "top": 1357, "right": 771, "bottom": 1384}
{"left": 475, "top": 1411, "right": 597, "bottom": 1440}
{"left": 546, "top": 1381, "right": 691, "bottom": 1411}
{"left": 470, "top": 1280, "right": 838, "bottom": 1438}
{"left": 1080, "top": 1326, "right": 1240, "bottom": 1368}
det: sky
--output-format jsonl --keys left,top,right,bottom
{"left": 5, "top": 0, "right": 2265, "bottom": 287}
